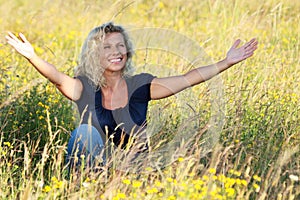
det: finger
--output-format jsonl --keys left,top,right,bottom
{"left": 244, "top": 47, "right": 257, "bottom": 56}
{"left": 250, "top": 38, "right": 258, "bottom": 47}
{"left": 6, "top": 36, "right": 19, "bottom": 45}
{"left": 245, "top": 38, "right": 258, "bottom": 49}
{"left": 19, "top": 33, "right": 28, "bottom": 43}
{"left": 251, "top": 40, "right": 258, "bottom": 48}
{"left": 231, "top": 39, "right": 241, "bottom": 49}
{"left": 5, "top": 33, "right": 14, "bottom": 41}
{"left": 249, "top": 38, "right": 257, "bottom": 43}
{"left": 5, "top": 35, "right": 12, "bottom": 41}
{"left": 6, "top": 39, "right": 19, "bottom": 48}
{"left": 245, "top": 45, "right": 258, "bottom": 56}
{"left": 7, "top": 31, "right": 21, "bottom": 43}
{"left": 5, "top": 35, "right": 18, "bottom": 45}
{"left": 243, "top": 41, "right": 253, "bottom": 49}
{"left": 243, "top": 51, "right": 254, "bottom": 59}
{"left": 250, "top": 42, "right": 258, "bottom": 51}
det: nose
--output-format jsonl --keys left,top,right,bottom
{"left": 111, "top": 46, "right": 121, "bottom": 55}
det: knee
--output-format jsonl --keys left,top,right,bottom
{"left": 71, "top": 124, "right": 98, "bottom": 137}
{"left": 69, "top": 124, "right": 104, "bottom": 149}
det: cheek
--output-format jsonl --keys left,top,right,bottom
{"left": 123, "top": 54, "right": 128, "bottom": 63}
{"left": 99, "top": 50, "right": 108, "bottom": 61}
{"left": 122, "top": 48, "right": 127, "bottom": 54}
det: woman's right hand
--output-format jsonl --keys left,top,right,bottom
{"left": 5, "top": 31, "right": 83, "bottom": 101}
{"left": 6, "top": 32, "right": 36, "bottom": 60}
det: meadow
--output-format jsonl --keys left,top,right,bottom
{"left": 0, "top": 0, "right": 299, "bottom": 199}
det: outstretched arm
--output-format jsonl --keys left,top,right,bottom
{"left": 150, "top": 38, "right": 258, "bottom": 100}
{"left": 5, "top": 32, "right": 82, "bottom": 101}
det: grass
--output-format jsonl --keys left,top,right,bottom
{"left": 0, "top": 0, "right": 299, "bottom": 199}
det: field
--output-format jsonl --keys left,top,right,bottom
{"left": 0, "top": 0, "right": 299, "bottom": 199}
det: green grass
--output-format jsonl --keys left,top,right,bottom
{"left": 0, "top": 0, "right": 299, "bottom": 199}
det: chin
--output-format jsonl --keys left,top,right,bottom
{"left": 106, "top": 65, "right": 126, "bottom": 73}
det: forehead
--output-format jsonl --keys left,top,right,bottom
{"left": 102, "top": 32, "right": 125, "bottom": 44}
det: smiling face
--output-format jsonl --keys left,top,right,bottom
{"left": 99, "top": 32, "right": 128, "bottom": 74}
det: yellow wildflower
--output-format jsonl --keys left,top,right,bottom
{"left": 122, "top": 179, "right": 131, "bottom": 185}
{"left": 225, "top": 178, "right": 235, "bottom": 188}
{"left": 166, "top": 177, "right": 174, "bottom": 183}
{"left": 155, "top": 180, "right": 162, "bottom": 187}
{"left": 145, "top": 167, "right": 153, "bottom": 171}
{"left": 208, "top": 168, "right": 216, "bottom": 174}
{"left": 167, "top": 195, "right": 176, "bottom": 200}
{"left": 42, "top": 185, "right": 51, "bottom": 193}
{"left": 178, "top": 191, "right": 185, "bottom": 197}
{"left": 202, "top": 175, "right": 209, "bottom": 181}
{"left": 132, "top": 180, "right": 142, "bottom": 188}
{"left": 54, "top": 181, "right": 63, "bottom": 189}
{"left": 241, "top": 179, "right": 248, "bottom": 186}
{"left": 3, "top": 142, "right": 11, "bottom": 147}
{"left": 233, "top": 171, "right": 241, "bottom": 177}
{"left": 158, "top": 2, "right": 165, "bottom": 9}
{"left": 235, "top": 178, "right": 241, "bottom": 185}
{"left": 253, "top": 174, "right": 261, "bottom": 182}
{"left": 252, "top": 183, "right": 260, "bottom": 192}
{"left": 117, "top": 192, "right": 126, "bottom": 198}
{"left": 51, "top": 176, "right": 58, "bottom": 183}
{"left": 226, "top": 188, "right": 235, "bottom": 197}
{"left": 147, "top": 187, "right": 158, "bottom": 194}
{"left": 130, "top": 192, "right": 137, "bottom": 198}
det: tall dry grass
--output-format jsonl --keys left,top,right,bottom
{"left": 0, "top": 0, "right": 299, "bottom": 199}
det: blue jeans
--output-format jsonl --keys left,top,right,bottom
{"left": 66, "top": 124, "right": 105, "bottom": 171}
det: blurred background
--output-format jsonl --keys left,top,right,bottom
{"left": 0, "top": 0, "right": 299, "bottom": 199}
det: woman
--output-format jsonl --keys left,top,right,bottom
{"left": 6, "top": 22, "right": 258, "bottom": 169}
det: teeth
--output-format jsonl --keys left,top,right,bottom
{"left": 110, "top": 58, "right": 122, "bottom": 63}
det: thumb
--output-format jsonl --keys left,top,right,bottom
{"left": 231, "top": 39, "right": 241, "bottom": 49}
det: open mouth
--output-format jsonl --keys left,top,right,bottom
{"left": 109, "top": 57, "right": 123, "bottom": 63}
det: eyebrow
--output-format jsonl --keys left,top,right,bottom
{"left": 103, "top": 41, "right": 125, "bottom": 45}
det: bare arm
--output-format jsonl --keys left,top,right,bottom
{"left": 6, "top": 32, "right": 82, "bottom": 101}
{"left": 150, "top": 38, "right": 258, "bottom": 100}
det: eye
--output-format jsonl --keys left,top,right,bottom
{"left": 103, "top": 45, "right": 110, "bottom": 49}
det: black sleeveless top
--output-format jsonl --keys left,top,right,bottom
{"left": 75, "top": 73, "right": 155, "bottom": 147}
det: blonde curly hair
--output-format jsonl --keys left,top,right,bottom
{"left": 75, "top": 22, "right": 134, "bottom": 89}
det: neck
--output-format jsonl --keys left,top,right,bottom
{"left": 103, "top": 72, "right": 123, "bottom": 91}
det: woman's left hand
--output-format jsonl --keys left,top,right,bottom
{"left": 225, "top": 38, "right": 258, "bottom": 66}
